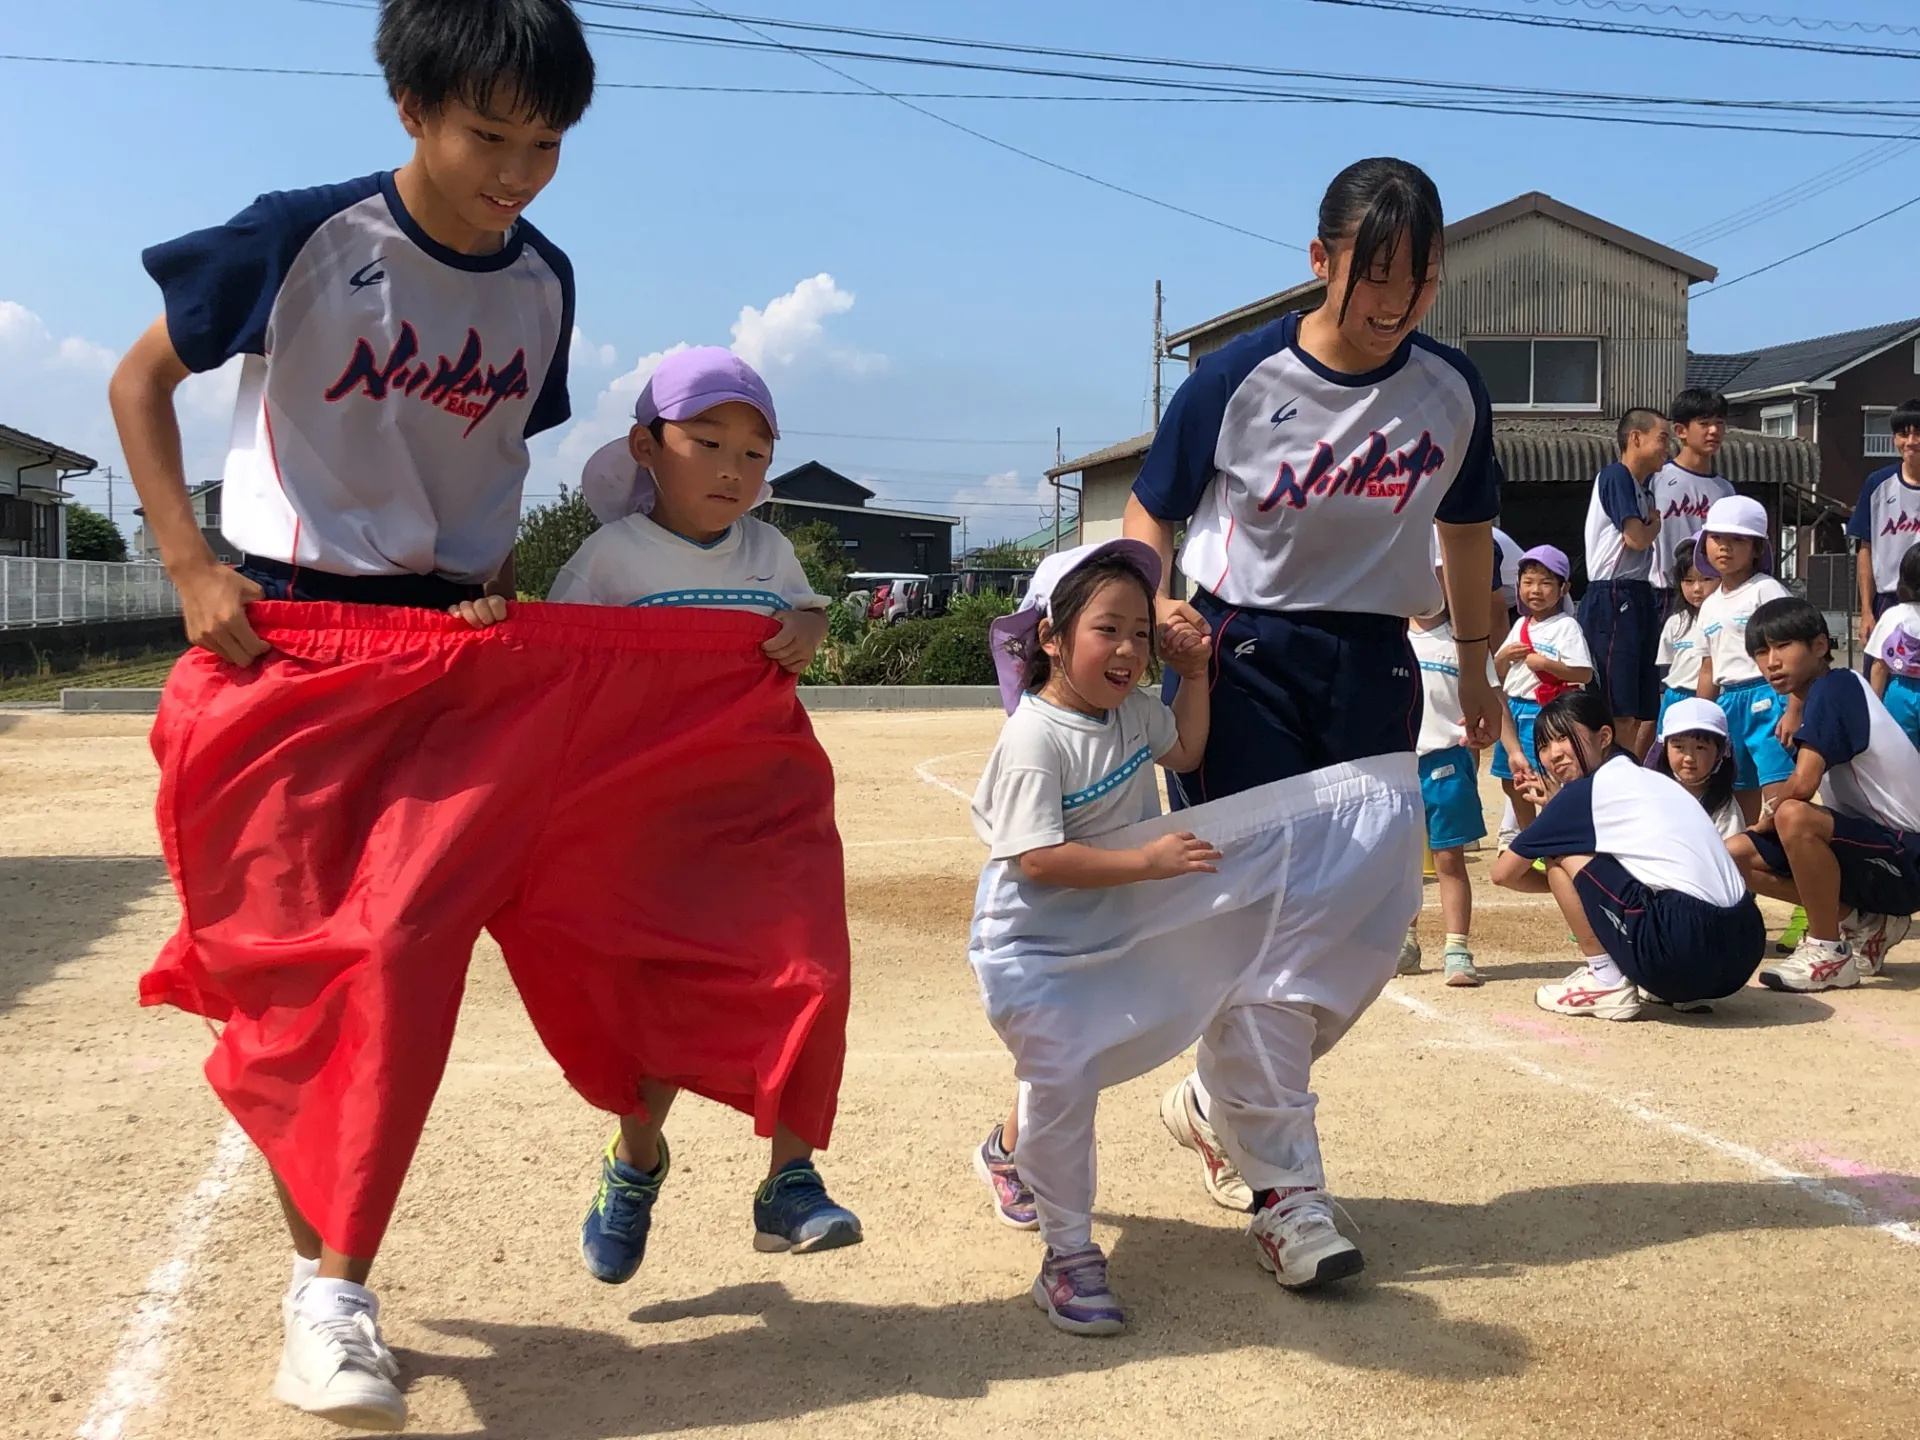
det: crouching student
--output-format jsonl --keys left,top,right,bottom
{"left": 1730, "top": 597, "right": 1920, "bottom": 991}
{"left": 1492, "top": 691, "right": 1765, "bottom": 1021}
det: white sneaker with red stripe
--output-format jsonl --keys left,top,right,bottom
{"left": 1760, "top": 939, "right": 1860, "bottom": 993}
{"left": 1535, "top": 964, "right": 1642, "bottom": 1021}
{"left": 1248, "top": 1187, "right": 1363, "bottom": 1290}
{"left": 1841, "top": 910, "right": 1911, "bottom": 978}
{"left": 1160, "top": 1075, "right": 1254, "bottom": 1211}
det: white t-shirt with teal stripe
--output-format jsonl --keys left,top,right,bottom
{"left": 548, "top": 512, "right": 827, "bottom": 613}
{"left": 971, "top": 690, "right": 1180, "bottom": 860}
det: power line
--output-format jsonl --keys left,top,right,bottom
{"left": 1308, "top": 0, "right": 1920, "bottom": 60}
{"left": 1671, "top": 126, "right": 1920, "bottom": 248}
{"left": 1691, "top": 191, "right": 1920, "bottom": 298}
{"left": 1510, "top": 0, "right": 1920, "bottom": 39}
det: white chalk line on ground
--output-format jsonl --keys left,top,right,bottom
{"left": 1383, "top": 986, "right": 1920, "bottom": 1250}
{"left": 76, "top": 1120, "right": 255, "bottom": 1440}
{"left": 914, "top": 749, "right": 987, "bottom": 802}
{"left": 844, "top": 835, "right": 977, "bottom": 849}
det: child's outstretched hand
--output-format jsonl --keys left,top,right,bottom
{"left": 764, "top": 608, "right": 830, "bottom": 673}
{"left": 449, "top": 595, "right": 509, "bottom": 628}
{"left": 1140, "top": 830, "right": 1222, "bottom": 879}
{"left": 1162, "top": 627, "right": 1212, "bottom": 680}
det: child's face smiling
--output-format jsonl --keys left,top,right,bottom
{"left": 634, "top": 402, "right": 775, "bottom": 544}
{"left": 1898, "top": 426, "right": 1920, "bottom": 471}
{"left": 1040, "top": 578, "right": 1153, "bottom": 716}
{"left": 1516, "top": 564, "right": 1565, "bottom": 618}
{"left": 397, "top": 90, "right": 562, "bottom": 253}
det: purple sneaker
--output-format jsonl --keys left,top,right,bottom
{"left": 974, "top": 1127, "right": 1039, "bottom": 1230}
{"left": 1032, "top": 1244, "right": 1126, "bottom": 1336}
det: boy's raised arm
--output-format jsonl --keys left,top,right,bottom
{"left": 109, "top": 316, "right": 267, "bottom": 665}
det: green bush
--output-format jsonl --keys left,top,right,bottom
{"left": 64, "top": 503, "right": 128, "bottom": 562}
{"left": 833, "top": 589, "right": 1016, "bottom": 686}
{"left": 514, "top": 488, "right": 598, "bottom": 599}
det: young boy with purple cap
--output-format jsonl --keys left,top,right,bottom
{"left": 1492, "top": 544, "right": 1594, "bottom": 836}
{"left": 550, "top": 346, "right": 830, "bottom": 672}
{"left": 553, "top": 346, "right": 858, "bottom": 1283}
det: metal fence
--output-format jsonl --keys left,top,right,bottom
{"left": 0, "top": 557, "right": 182, "bottom": 629}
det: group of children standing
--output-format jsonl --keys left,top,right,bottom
{"left": 108, "top": 1, "right": 1920, "bottom": 1425}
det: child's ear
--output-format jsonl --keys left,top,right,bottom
{"left": 628, "top": 425, "right": 658, "bottom": 468}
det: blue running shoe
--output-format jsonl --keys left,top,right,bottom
{"left": 752, "top": 1159, "right": 863, "bottom": 1254}
{"left": 580, "top": 1135, "right": 668, "bottom": 1285}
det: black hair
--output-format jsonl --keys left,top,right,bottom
{"left": 1317, "top": 158, "right": 1444, "bottom": 328}
{"left": 1517, "top": 558, "right": 1566, "bottom": 586}
{"left": 1744, "top": 595, "right": 1832, "bottom": 658}
{"left": 1533, "top": 690, "right": 1630, "bottom": 775}
{"left": 1670, "top": 388, "right": 1729, "bottom": 428}
{"left": 1898, "top": 543, "right": 1920, "bottom": 606}
{"left": 376, "top": 0, "right": 595, "bottom": 130}
{"left": 1022, "top": 557, "right": 1158, "bottom": 697}
{"left": 1669, "top": 538, "right": 1705, "bottom": 621}
{"left": 1616, "top": 406, "right": 1668, "bottom": 453}
{"left": 1653, "top": 727, "right": 1736, "bottom": 818}
{"left": 1893, "top": 399, "right": 1920, "bottom": 437}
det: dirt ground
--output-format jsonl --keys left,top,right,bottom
{"left": 4, "top": 706, "right": 1919, "bottom": 1440}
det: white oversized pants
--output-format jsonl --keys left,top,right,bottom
{"left": 970, "top": 756, "right": 1422, "bottom": 1253}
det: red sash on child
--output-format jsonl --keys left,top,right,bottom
{"left": 1520, "top": 616, "right": 1577, "bottom": 705}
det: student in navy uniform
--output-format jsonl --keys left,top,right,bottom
{"left": 109, "top": 1, "right": 591, "bottom": 1427}
{"left": 1729, "top": 597, "right": 1920, "bottom": 992}
{"left": 1493, "top": 691, "right": 1765, "bottom": 1023}
{"left": 1126, "top": 157, "right": 1502, "bottom": 1290}
{"left": 1579, "top": 407, "right": 1672, "bottom": 759}
{"left": 1649, "top": 388, "right": 1733, "bottom": 605}
{"left": 1847, "top": 399, "right": 1920, "bottom": 651}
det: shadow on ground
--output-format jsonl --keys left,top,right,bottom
{"left": 401, "top": 1179, "right": 1861, "bottom": 1437}
{"left": 0, "top": 855, "right": 169, "bottom": 1012}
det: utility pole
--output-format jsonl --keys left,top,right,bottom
{"left": 1152, "top": 280, "right": 1166, "bottom": 428}
{"left": 103, "top": 465, "right": 115, "bottom": 526}
{"left": 1053, "top": 426, "right": 1063, "bottom": 557}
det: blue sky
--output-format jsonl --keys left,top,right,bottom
{"left": 5, "top": 0, "right": 1920, "bottom": 543}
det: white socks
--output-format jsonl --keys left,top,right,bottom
{"left": 1584, "top": 953, "right": 1628, "bottom": 989}
{"left": 289, "top": 1253, "right": 320, "bottom": 1294}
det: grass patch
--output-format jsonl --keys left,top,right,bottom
{"left": 0, "top": 648, "right": 186, "bottom": 701}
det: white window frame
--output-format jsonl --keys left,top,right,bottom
{"left": 1760, "top": 403, "right": 1798, "bottom": 439}
{"left": 1463, "top": 337, "right": 1604, "bottom": 413}
{"left": 1866, "top": 405, "right": 1898, "bottom": 459}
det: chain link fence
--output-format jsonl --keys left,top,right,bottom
{"left": 0, "top": 557, "right": 182, "bottom": 630}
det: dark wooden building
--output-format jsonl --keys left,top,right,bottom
{"left": 759, "top": 462, "right": 958, "bottom": 575}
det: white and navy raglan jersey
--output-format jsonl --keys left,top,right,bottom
{"left": 1793, "top": 669, "right": 1920, "bottom": 833}
{"left": 1498, "top": 610, "right": 1592, "bottom": 702}
{"left": 1699, "top": 573, "right": 1791, "bottom": 688}
{"left": 1649, "top": 462, "right": 1733, "bottom": 589}
{"left": 1846, "top": 465, "right": 1920, "bottom": 595}
{"left": 1409, "top": 618, "right": 1497, "bottom": 755}
{"left": 1583, "top": 462, "right": 1656, "bottom": 583}
{"left": 1510, "top": 755, "right": 1748, "bottom": 906}
{"left": 548, "top": 513, "right": 828, "bottom": 613}
{"left": 1867, "top": 602, "right": 1920, "bottom": 677}
{"left": 1657, "top": 608, "right": 1704, "bottom": 692}
{"left": 143, "top": 172, "right": 574, "bottom": 584}
{"left": 970, "top": 690, "right": 1180, "bottom": 859}
{"left": 1134, "top": 312, "right": 1499, "bottom": 617}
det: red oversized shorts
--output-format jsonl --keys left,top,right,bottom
{"left": 142, "top": 602, "right": 850, "bottom": 1255}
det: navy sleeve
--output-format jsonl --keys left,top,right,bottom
{"left": 1491, "top": 536, "right": 1504, "bottom": 593}
{"left": 520, "top": 223, "right": 575, "bottom": 439}
{"left": 1132, "top": 351, "right": 1236, "bottom": 523}
{"left": 1595, "top": 462, "right": 1647, "bottom": 530}
{"left": 141, "top": 175, "right": 381, "bottom": 374}
{"left": 1433, "top": 345, "right": 1500, "bottom": 525}
{"left": 1509, "top": 776, "right": 1599, "bottom": 860}
{"left": 1848, "top": 468, "right": 1893, "bottom": 543}
{"left": 1796, "top": 671, "right": 1871, "bottom": 769}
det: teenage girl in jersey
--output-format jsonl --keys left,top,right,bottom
{"left": 1496, "top": 692, "right": 1765, "bottom": 1023}
{"left": 1123, "top": 157, "right": 1502, "bottom": 1288}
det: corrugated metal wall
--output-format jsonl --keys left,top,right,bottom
{"left": 1427, "top": 215, "right": 1690, "bottom": 415}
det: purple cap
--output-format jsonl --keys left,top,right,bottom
{"left": 1517, "top": 544, "right": 1571, "bottom": 581}
{"left": 580, "top": 347, "right": 781, "bottom": 524}
{"left": 988, "top": 539, "right": 1164, "bottom": 714}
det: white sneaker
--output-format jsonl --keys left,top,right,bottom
{"left": 1496, "top": 825, "right": 1519, "bottom": 853}
{"left": 1249, "top": 1188, "right": 1363, "bottom": 1290}
{"left": 273, "top": 1283, "right": 407, "bottom": 1431}
{"left": 1160, "top": 1076, "right": 1254, "bottom": 1211}
{"left": 1842, "top": 910, "right": 1912, "bottom": 977}
{"left": 1535, "top": 965, "right": 1642, "bottom": 1021}
{"left": 1760, "top": 939, "right": 1860, "bottom": 993}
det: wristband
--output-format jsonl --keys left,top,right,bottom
{"left": 1454, "top": 634, "right": 1490, "bottom": 646}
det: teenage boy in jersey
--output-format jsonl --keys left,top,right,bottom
{"left": 109, "top": 1, "right": 591, "bottom": 1428}
{"left": 1729, "top": 597, "right": 1920, "bottom": 994}
{"left": 1848, "top": 400, "right": 1920, "bottom": 649}
{"left": 1580, "top": 407, "right": 1671, "bottom": 758}
{"left": 1650, "top": 388, "right": 1733, "bottom": 602}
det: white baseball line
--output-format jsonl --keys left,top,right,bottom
{"left": 913, "top": 749, "right": 986, "bottom": 802}
{"left": 76, "top": 1120, "right": 255, "bottom": 1440}
{"left": 1384, "top": 987, "right": 1920, "bottom": 1250}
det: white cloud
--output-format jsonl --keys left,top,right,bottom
{"left": 550, "top": 343, "right": 689, "bottom": 480}
{"left": 730, "top": 273, "right": 881, "bottom": 373}
{"left": 569, "top": 325, "right": 617, "bottom": 370}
